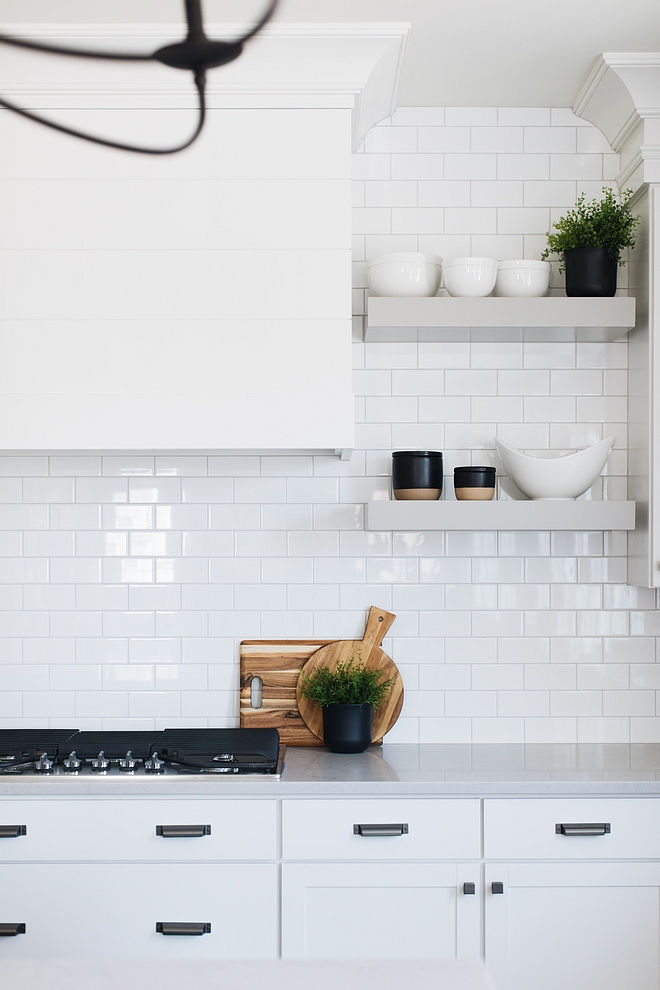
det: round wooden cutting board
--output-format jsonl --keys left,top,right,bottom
{"left": 296, "top": 606, "right": 404, "bottom": 744}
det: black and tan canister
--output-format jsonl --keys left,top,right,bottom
{"left": 392, "top": 451, "right": 443, "bottom": 501}
{"left": 454, "top": 465, "right": 496, "bottom": 501}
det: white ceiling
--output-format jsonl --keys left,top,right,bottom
{"left": 1, "top": 0, "right": 660, "bottom": 108}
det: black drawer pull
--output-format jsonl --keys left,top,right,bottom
{"left": 492, "top": 882, "right": 504, "bottom": 894}
{"left": 463, "top": 882, "right": 476, "bottom": 895}
{"left": 556, "top": 823, "right": 610, "bottom": 836}
{"left": 0, "top": 924, "right": 25, "bottom": 936}
{"left": 156, "top": 922, "right": 210, "bottom": 936}
{"left": 0, "top": 826, "right": 26, "bottom": 838}
{"left": 156, "top": 825, "right": 211, "bottom": 838}
{"left": 353, "top": 823, "right": 409, "bottom": 837}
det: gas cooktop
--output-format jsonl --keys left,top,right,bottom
{"left": 0, "top": 728, "right": 284, "bottom": 777}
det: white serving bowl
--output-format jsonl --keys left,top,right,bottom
{"left": 442, "top": 257, "right": 497, "bottom": 297}
{"left": 494, "top": 436, "right": 616, "bottom": 500}
{"left": 495, "top": 260, "right": 551, "bottom": 297}
{"left": 366, "top": 252, "right": 443, "bottom": 297}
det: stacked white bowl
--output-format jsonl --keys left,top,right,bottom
{"left": 366, "top": 252, "right": 443, "bottom": 297}
{"left": 365, "top": 253, "right": 552, "bottom": 298}
{"left": 495, "top": 260, "right": 551, "bottom": 297}
{"left": 442, "top": 257, "right": 498, "bottom": 297}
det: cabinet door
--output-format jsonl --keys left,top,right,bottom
{"left": 0, "top": 863, "right": 278, "bottom": 960}
{"left": 282, "top": 862, "right": 480, "bottom": 960}
{"left": 485, "top": 862, "right": 660, "bottom": 990}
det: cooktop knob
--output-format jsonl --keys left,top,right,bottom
{"left": 119, "top": 750, "right": 137, "bottom": 771}
{"left": 91, "top": 750, "right": 109, "bottom": 771}
{"left": 34, "top": 753, "right": 53, "bottom": 773}
{"left": 145, "top": 753, "right": 164, "bottom": 773}
{"left": 63, "top": 750, "right": 82, "bottom": 771}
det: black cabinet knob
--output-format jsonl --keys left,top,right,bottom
{"left": 492, "top": 882, "right": 504, "bottom": 894}
{"left": 463, "top": 882, "right": 476, "bottom": 895}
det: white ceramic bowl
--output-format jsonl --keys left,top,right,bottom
{"left": 442, "top": 257, "right": 497, "bottom": 297}
{"left": 366, "top": 252, "right": 443, "bottom": 297}
{"left": 495, "top": 260, "right": 551, "bottom": 297}
{"left": 494, "top": 436, "right": 616, "bottom": 500}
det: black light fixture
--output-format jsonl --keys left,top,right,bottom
{"left": 0, "top": 0, "right": 280, "bottom": 155}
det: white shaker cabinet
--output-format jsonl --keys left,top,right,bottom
{"left": 282, "top": 862, "right": 481, "bottom": 961}
{"left": 484, "top": 797, "right": 660, "bottom": 990}
{"left": 0, "top": 796, "right": 279, "bottom": 960}
{"left": 485, "top": 862, "right": 660, "bottom": 990}
{"left": 281, "top": 798, "right": 481, "bottom": 961}
{"left": 0, "top": 862, "right": 279, "bottom": 961}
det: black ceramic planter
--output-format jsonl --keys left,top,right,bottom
{"left": 564, "top": 248, "right": 617, "bottom": 297}
{"left": 322, "top": 704, "right": 373, "bottom": 754}
{"left": 454, "top": 465, "right": 496, "bottom": 501}
{"left": 392, "top": 450, "right": 443, "bottom": 500}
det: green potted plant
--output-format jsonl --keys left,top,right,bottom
{"left": 542, "top": 187, "right": 640, "bottom": 297}
{"left": 298, "top": 655, "right": 394, "bottom": 753}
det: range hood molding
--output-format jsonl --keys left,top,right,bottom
{"left": 0, "top": 23, "right": 412, "bottom": 456}
{"left": 574, "top": 53, "right": 660, "bottom": 190}
{"left": 0, "top": 21, "right": 411, "bottom": 149}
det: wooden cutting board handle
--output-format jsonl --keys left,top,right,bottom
{"left": 359, "top": 606, "right": 396, "bottom": 664}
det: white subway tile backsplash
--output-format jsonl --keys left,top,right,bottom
{"left": 364, "top": 126, "right": 417, "bottom": 153}
{"left": 103, "top": 457, "right": 153, "bottom": 477}
{"left": 418, "top": 181, "right": 470, "bottom": 207}
{"left": 444, "top": 154, "right": 497, "bottom": 180}
{"left": 0, "top": 105, "right": 645, "bottom": 742}
{"left": 391, "top": 154, "right": 443, "bottom": 180}
{"left": 104, "top": 505, "right": 153, "bottom": 530}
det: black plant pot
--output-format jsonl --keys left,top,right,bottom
{"left": 564, "top": 248, "right": 617, "bottom": 297}
{"left": 322, "top": 704, "right": 373, "bottom": 754}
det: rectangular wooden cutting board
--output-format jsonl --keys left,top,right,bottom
{"left": 240, "top": 640, "right": 334, "bottom": 746}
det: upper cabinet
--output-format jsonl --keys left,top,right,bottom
{"left": 0, "top": 22, "right": 409, "bottom": 456}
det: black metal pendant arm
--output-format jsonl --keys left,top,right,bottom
{"left": 0, "top": 0, "right": 279, "bottom": 155}
{"left": 0, "top": 71, "right": 206, "bottom": 156}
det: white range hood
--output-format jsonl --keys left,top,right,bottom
{"left": 0, "top": 22, "right": 409, "bottom": 457}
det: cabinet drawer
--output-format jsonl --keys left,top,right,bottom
{"left": 282, "top": 799, "right": 480, "bottom": 860}
{"left": 0, "top": 863, "right": 278, "bottom": 959}
{"left": 0, "top": 799, "right": 277, "bottom": 861}
{"left": 485, "top": 798, "right": 660, "bottom": 859}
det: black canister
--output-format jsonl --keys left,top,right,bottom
{"left": 392, "top": 451, "right": 443, "bottom": 500}
{"left": 454, "top": 465, "right": 496, "bottom": 501}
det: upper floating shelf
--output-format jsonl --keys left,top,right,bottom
{"left": 365, "top": 296, "right": 636, "bottom": 343}
{"left": 366, "top": 499, "right": 635, "bottom": 531}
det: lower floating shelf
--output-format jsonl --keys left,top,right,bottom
{"left": 365, "top": 499, "right": 636, "bottom": 531}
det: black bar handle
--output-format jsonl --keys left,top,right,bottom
{"left": 0, "top": 924, "right": 25, "bottom": 936}
{"left": 156, "top": 825, "right": 211, "bottom": 837}
{"left": 353, "top": 823, "right": 409, "bottom": 837}
{"left": 0, "top": 825, "right": 26, "bottom": 838}
{"left": 156, "top": 922, "right": 211, "bottom": 936}
{"left": 492, "top": 882, "right": 504, "bottom": 894}
{"left": 556, "top": 823, "right": 611, "bottom": 836}
{"left": 463, "top": 882, "right": 476, "bottom": 895}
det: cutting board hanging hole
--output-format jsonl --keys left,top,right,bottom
{"left": 250, "top": 676, "right": 263, "bottom": 709}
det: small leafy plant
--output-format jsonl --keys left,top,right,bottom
{"left": 299, "top": 654, "right": 394, "bottom": 708}
{"left": 542, "top": 187, "right": 640, "bottom": 270}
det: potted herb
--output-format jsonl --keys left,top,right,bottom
{"left": 542, "top": 187, "right": 640, "bottom": 297}
{"left": 299, "top": 655, "right": 394, "bottom": 753}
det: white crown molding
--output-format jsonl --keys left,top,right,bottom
{"left": 0, "top": 22, "right": 410, "bottom": 148}
{"left": 574, "top": 53, "right": 660, "bottom": 189}
{"left": 573, "top": 53, "right": 660, "bottom": 150}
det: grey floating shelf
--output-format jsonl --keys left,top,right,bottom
{"left": 365, "top": 296, "right": 636, "bottom": 343}
{"left": 366, "top": 499, "right": 635, "bottom": 531}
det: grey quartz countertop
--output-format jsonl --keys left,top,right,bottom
{"left": 3, "top": 744, "right": 660, "bottom": 797}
